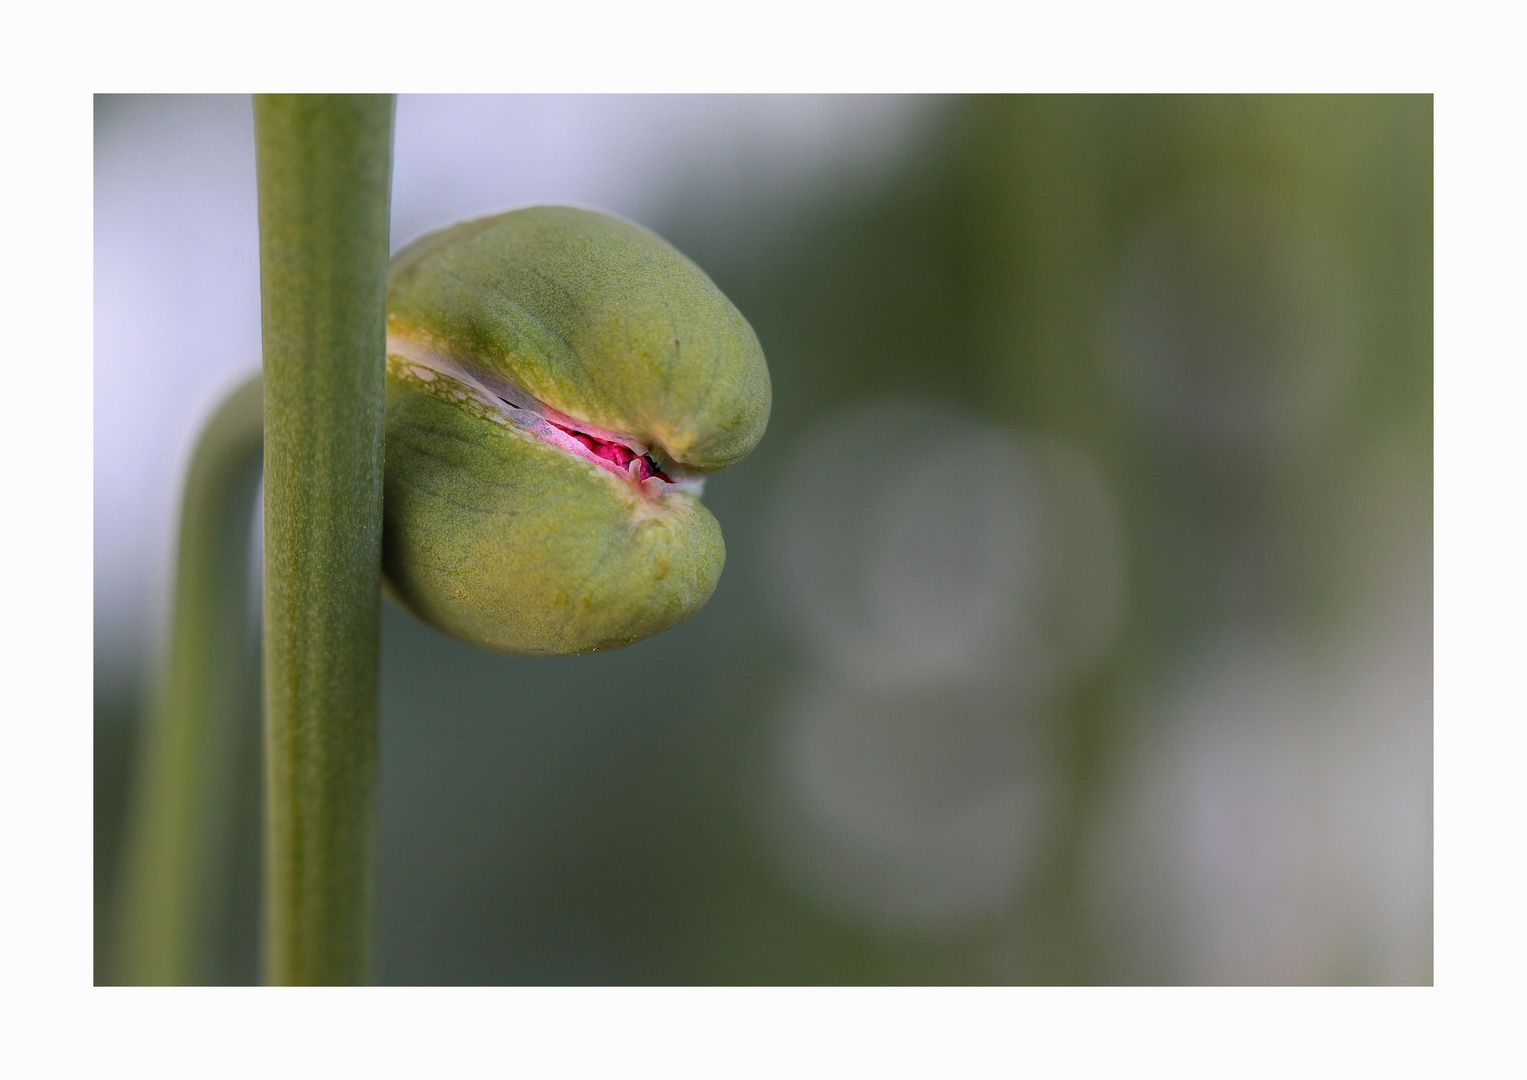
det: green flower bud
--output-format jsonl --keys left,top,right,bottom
{"left": 381, "top": 205, "right": 770, "bottom": 656}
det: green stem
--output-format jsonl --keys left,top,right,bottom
{"left": 255, "top": 94, "right": 395, "bottom": 985}
{"left": 114, "top": 375, "right": 265, "bottom": 986}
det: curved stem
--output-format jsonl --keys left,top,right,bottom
{"left": 255, "top": 94, "right": 394, "bottom": 985}
{"left": 114, "top": 374, "right": 264, "bottom": 986}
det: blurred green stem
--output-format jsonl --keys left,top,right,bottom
{"left": 115, "top": 375, "right": 264, "bottom": 986}
{"left": 256, "top": 94, "right": 394, "bottom": 985}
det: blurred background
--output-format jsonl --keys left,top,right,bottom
{"left": 95, "top": 94, "right": 1431, "bottom": 985}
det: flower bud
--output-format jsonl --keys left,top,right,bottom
{"left": 382, "top": 206, "right": 770, "bottom": 655}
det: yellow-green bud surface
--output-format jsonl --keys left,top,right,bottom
{"left": 381, "top": 206, "right": 770, "bottom": 656}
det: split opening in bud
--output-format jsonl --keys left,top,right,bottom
{"left": 387, "top": 329, "right": 705, "bottom": 499}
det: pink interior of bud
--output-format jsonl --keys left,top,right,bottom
{"left": 548, "top": 421, "right": 673, "bottom": 484}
